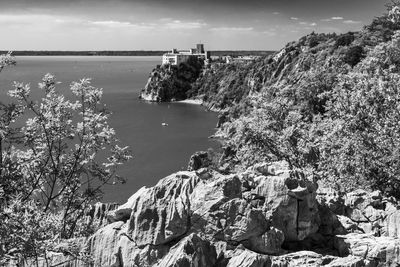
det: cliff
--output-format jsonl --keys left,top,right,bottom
{"left": 140, "top": 56, "right": 203, "bottom": 102}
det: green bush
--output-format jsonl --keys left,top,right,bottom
{"left": 343, "top": 46, "right": 365, "bottom": 67}
{"left": 335, "top": 32, "right": 355, "bottom": 47}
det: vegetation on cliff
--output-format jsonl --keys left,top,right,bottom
{"left": 189, "top": 2, "right": 400, "bottom": 198}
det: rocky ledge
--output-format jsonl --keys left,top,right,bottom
{"left": 27, "top": 160, "right": 400, "bottom": 266}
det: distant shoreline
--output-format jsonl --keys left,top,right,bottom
{"left": 0, "top": 50, "right": 275, "bottom": 57}
{"left": 176, "top": 99, "right": 203, "bottom": 105}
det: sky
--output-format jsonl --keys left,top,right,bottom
{"left": 0, "top": 0, "right": 391, "bottom": 51}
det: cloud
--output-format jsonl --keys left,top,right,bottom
{"left": 164, "top": 20, "right": 206, "bottom": 29}
{"left": 273, "top": 12, "right": 280, "bottom": 15}
{"left": 0, "top": 14, "right": 65, "bottom": 25}
{"left": 209, "top": 27, "right": 254, "bottom": 32}
{"left": 91, "top": 18, "right": 207, "bottom": 30}
{"left": 88, "top": 20, "right": 156, "bottom": 31}
{"left": 90, "top": 20, "right": 132, "bottom": 27}
{"left": 321, "top": 16, "right": 344, "bottom": 22}
{"left": 343, "top": 20, "right": 362, "bottom": 24}
{"left": 290, "top": 17, "right": 299, "bottom": 20}
{"left": 299, "top": 21, "right": 317, "bottom": 27}
{"left": 262, "top": 29, "right": 277, "bottom": 36}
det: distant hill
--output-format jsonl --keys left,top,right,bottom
{"left": 0, "top": 51, "right": 168, "bottom": 56}
{"left": 0, "top": 50, "right": 275, "bottom": 57}
{"left": 210, "top": 50, "right": 275, "bottom": 57}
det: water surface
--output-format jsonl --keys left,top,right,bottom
{"left": 0, "top": 56, "right": 218, "bottom": 202}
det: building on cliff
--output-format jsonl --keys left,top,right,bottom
{"left": 162, "top": 43, "right": 210, "bottom": 65}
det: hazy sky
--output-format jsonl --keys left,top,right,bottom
{"left": 0, "top": 0, "right": 391, "bottom": 50}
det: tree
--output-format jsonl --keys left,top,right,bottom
{"left": 0, "top": 54, "right": 132, "bottom": 264}
{"left": 343, "top": 46, "right": 365, "bottom": 67}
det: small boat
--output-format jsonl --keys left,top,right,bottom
{"left": 162, "top": 122, "right": 168, "bottom": 126}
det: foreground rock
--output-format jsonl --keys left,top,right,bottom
{"left": 14, "top": 161, "right": 400, "bottom": 267}
{"left": 83, "top": 161, "right": 323, "bottom": 266}
{"left": 335, "top": 233, "right": 400, "bottom": 266}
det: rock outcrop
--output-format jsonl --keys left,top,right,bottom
{"left": 140, "top": 57, "right": 203, "bottom": 102}
{"left": 187, "top": 151, "right": 211, "bottom": 171}
{"left": 84, "top": 202, "right": 119, "bottom": 229}
{"left": 40, "top": 161, "right": 325, "bottom": 266}
{"left": 14, "top": 161, "right": 400, "bottom": 266}
{"left": 80, "top": 161, "right": 400, "bottom": 266}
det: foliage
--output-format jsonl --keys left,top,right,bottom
{"left": 308, "top": 33, "right": 320, "bottom": 48}
{"left": 0, "top": 54, "right": 131, "bottom": 264}
{"left": 204, "top": 3, "right": 400, "bottom": 198}
{"left": 319, "top": 72, "right": 400, "bottom": 195}
{"left": 335, "top": 32, "right": 355, "bottom": 47}
{"left": 343, "top": 46, "right": 365, "bottom": 67}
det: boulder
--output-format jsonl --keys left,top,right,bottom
{"left": 334, "top": 233, "right": 400, "bottom": 266}
{"left": 128, "top": 172, "right": 199, "bottom": 247}
{"left": 219, "top": 199, "right": 268, "bottom": 242}
{"left": 316, "top": 185, "right": 345, "bottom": 215}
{"left": 325, "top": 256, "right": 369, "bottom": 267}
{"left": 252, "top": 161, "right": 288, "bottom": 176}
{"left": 155, "top": 233, "right": 217, "bottom": 267}
{"left": 85, "top": 221, "right": 129, "bottom": 266}
{"left": 226, "top": 248, "right": 271, "bottom": 267}
{"left": 344, "top": 190, "right": 386, "bottom": 234}
{"left": 271, "top": 251, "right": 368, "bottom": 267}
{"left": 108, "top": 187, "right": 149, "bottom": 223}
{"left": 271, "top": 251, "right": 330, "bottom": 266}
{"left": 187, "top": 151, "right": 211, "bottom": 171}
{"left": 384, "top": 202, "right": 400, "bottom": 238}
{"left": 244, "top": 227, "right": 285, "bottom": 254}
{"left": 85, "top": 202, "right": 119, "bottom": 229}
{"left": 189, "top": 174, "right": 244, "bottom": 238}
{"left": 85, "top": 221, "right": 169, "bottom": 267}
{"left": 253, "top": 173, "right": 319, "bottom": 241}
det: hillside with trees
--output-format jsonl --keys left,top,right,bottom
{"left": 191, "top": 2, "right": 400, "bottom": 199}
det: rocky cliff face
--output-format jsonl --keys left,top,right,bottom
{"left": 140, "top": 57, "right": 203, "bottom": 102}
{"left": 27, "top": 161, "right": 400, "bottom": 266}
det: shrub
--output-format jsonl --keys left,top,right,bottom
{"left": 0, "top": 54, "right": 131, "bottom": 264}
{"left": 335, "top": 32, "right": 355, "bottom": 47}
{"left": 343, "top": 46, "right": 365, "bottom": 67}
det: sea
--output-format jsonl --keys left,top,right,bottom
{"left": 0, "top": 56, "right": 219, "bottom": 203}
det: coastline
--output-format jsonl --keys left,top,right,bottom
{"left": 176, "top": 99, "right": 203, "bottom": 105}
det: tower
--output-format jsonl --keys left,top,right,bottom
{"left": 196, "top": 44, "right": 205, "bottom": 54}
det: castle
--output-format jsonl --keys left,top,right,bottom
{"left": 162, "top": 44, "right": 210, "bottom": 66}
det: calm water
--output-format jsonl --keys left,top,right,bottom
{"left": 0, "top": 56, "right": 218, "bottom": 203}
